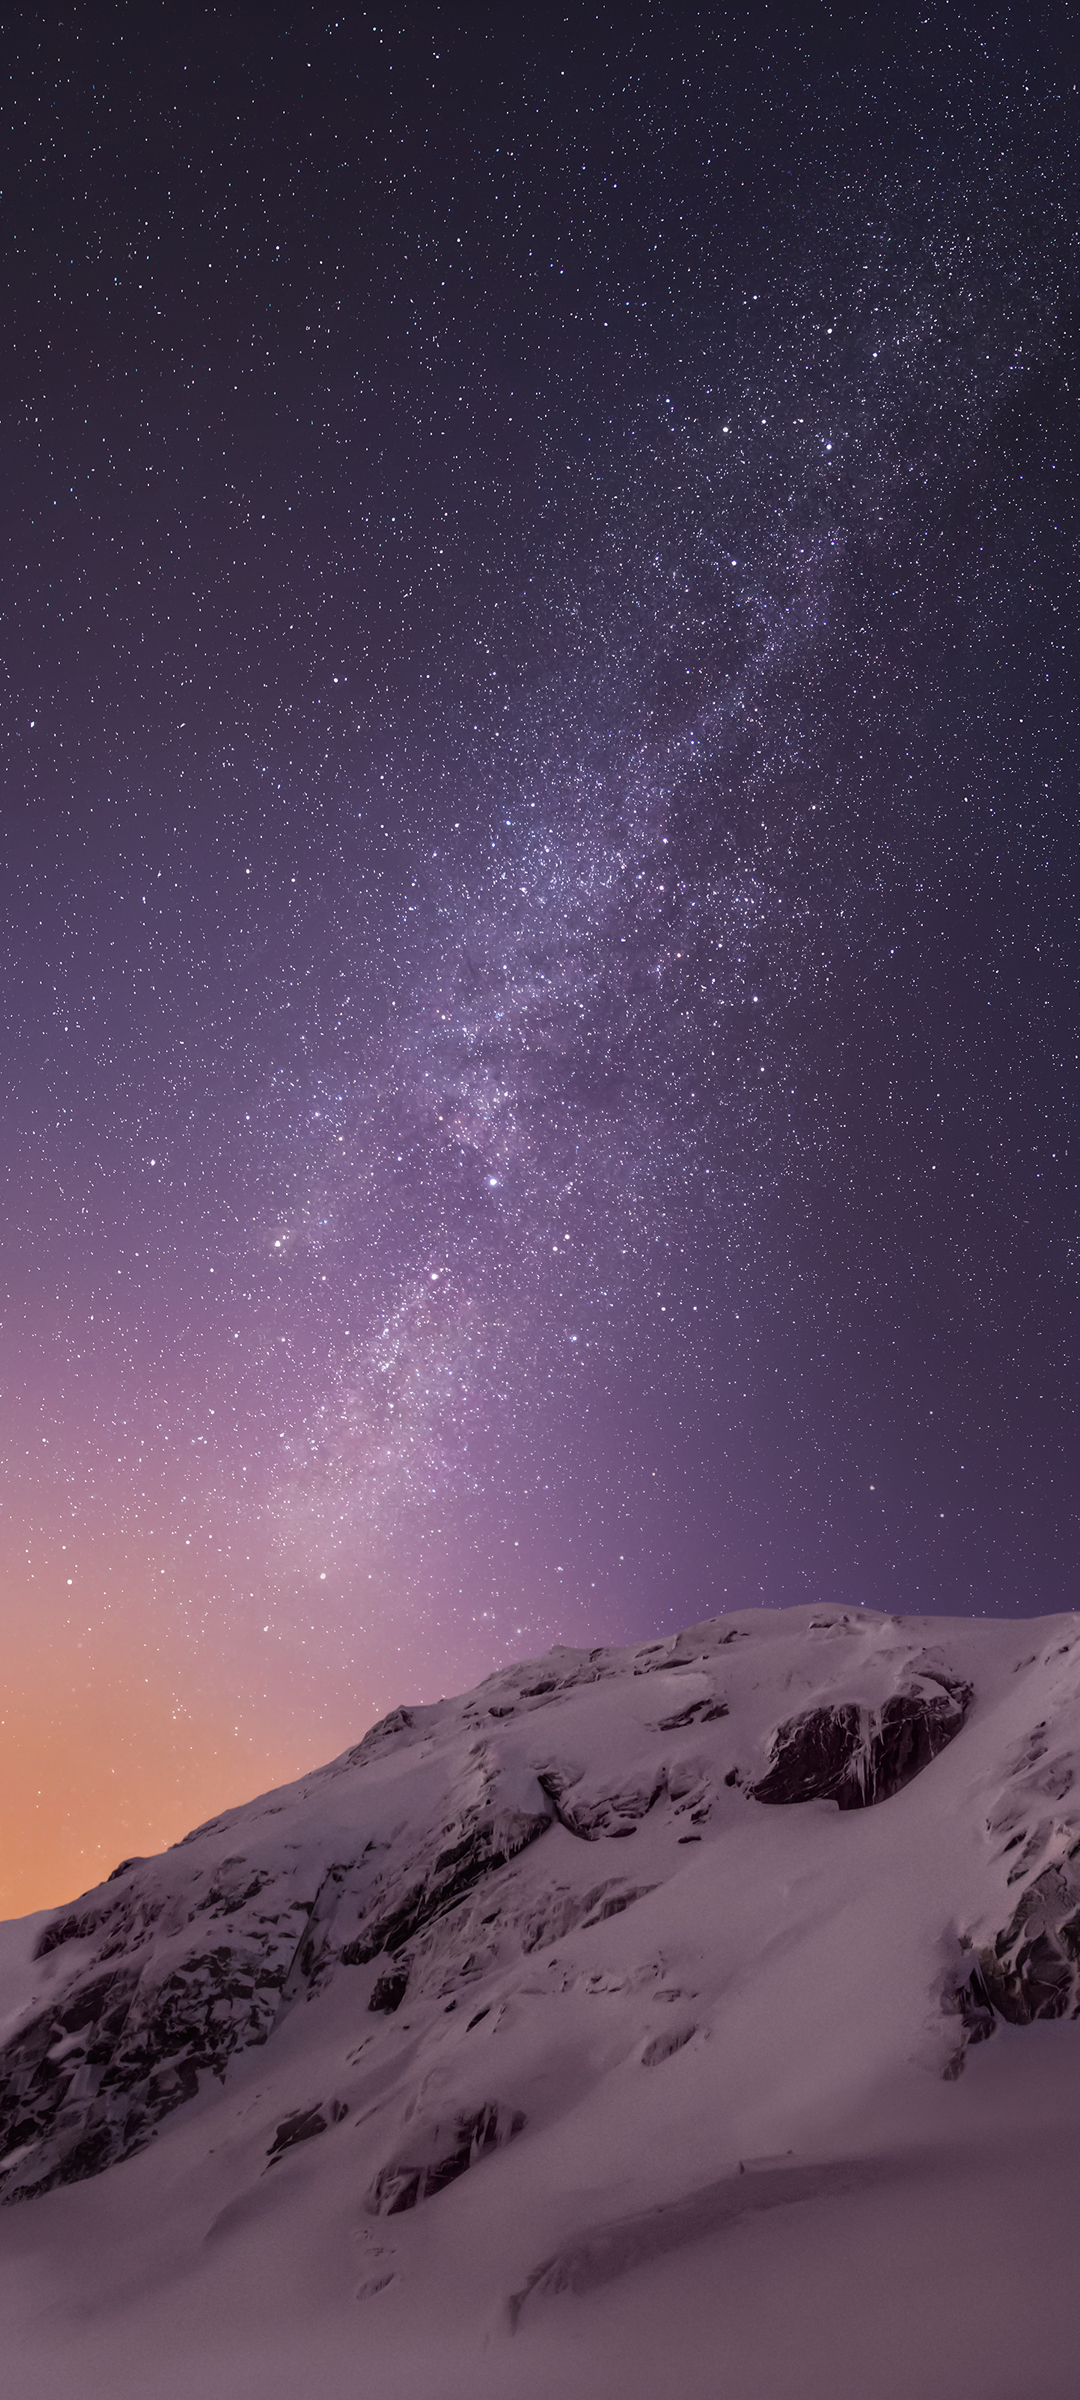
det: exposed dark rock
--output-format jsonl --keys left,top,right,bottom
{"left": 940, "top": 1961, "right": 998, "bottom": 2077}
{"left": 976, "top": 1863, "right": 1080, "bottom": 2025}
{"left": 347, "top": 1808, "right": 552, "bottom": 1962}
{"left": 750, "top": 1679, "right": 972, "bottom": 1810}
{"left": 368, "top": 1969, "right": 409, "bottom": 2013}
{"left": 367, "top": 2101, "right": 526, "bottom": 2215}
{"left": 267, "top": 2099, "right": 347, "bottom": 2159}
{"left": 282, "top": 1863, "right": 362, "bottom": 1994}
{"left": 519, "top": 1879, "right": 654, "bottom": 1954}
{"left": 0, "top": 1939, "right": 290, "bottom": 2202}
{"left": 35, "top": 1907, "right": 115, "bottom": 1960}
{"left": 268, "top": 2107, "right": 328, "bottom": 2157}
{"left": 657, "top": 1699, "right": 728, "bottom": 1731}
{"left": 982, "top": 1933, "right": 1073, "bottom": 2023}
{"left": 861, "top": 1687, "right": 972, "bottom": 1803}
{"left": 580, "top": 1884, "right": 657, "bottom": 1929}
{"left": 751, "top": 1704, "right": 861, "bottom": 1806}
{"left": 204, "top": 1871, "right": 272, "bottom": 1916}
{"left": 641, "top": 2023, "right": 695, "bottom": 2065}
{"left": 538, "top": 1768, "right": 664, "bottom": 1841}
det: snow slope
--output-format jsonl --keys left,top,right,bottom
{"left": 2, "top": 1605, "right": 1080, "bottom": 2398}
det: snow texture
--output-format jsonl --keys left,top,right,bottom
{"left": 3, "top": 1605, "right": 1080, "bottom": 2397}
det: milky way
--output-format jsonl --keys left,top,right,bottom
{"left": 247, "top": 176, "right": 1074, "bottom": 1669}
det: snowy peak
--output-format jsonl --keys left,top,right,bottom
{"left": 3, "top": 1605, "right": 1080, "bottom": 2219}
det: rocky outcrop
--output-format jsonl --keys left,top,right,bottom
{"left": 750, "top": 1674, "right": 971, "bottom": 1809}
{"left": 267, "top": 2099, "right": 347, "bottom": 2160}
{"left": 0, "top": 1934, "right": 291, "bottom": 2203}
{"left": 656, "top": 1698, "right": 728, "bottom": 1731}
{"left": 749, "top": 1703, "right": 862, "bottom": 1807}
{"left": 368, "top": 1967, "right": 409, "bottom": 2013}
{"left": 341, "top": 1807, "right": 552, "bottom": 1963}
{"left": 535, "top": 1758, "right": 717, "bottom": 1839}
{"left": 975, "top": 1862, "right": 1080, "bottom": 2024}
{"left": 941, "top": 1863, "right": 1080, "bottom": 2068}
{"left": 367, "top": 2101, "right": 526, "bottom": 2215}
{"left": 640, "top": 2022, "right": 695, "bottom": 2065}
{"left": 536, "top": 1766, "right": 666, "bottom": 1840}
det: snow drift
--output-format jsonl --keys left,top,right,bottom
{"left": 2, "top": 1605, "right": 1080, "bottom": 2398}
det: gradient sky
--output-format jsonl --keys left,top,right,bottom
{"left": 3, "top": 4, "right": 1080, "bottom": 1917}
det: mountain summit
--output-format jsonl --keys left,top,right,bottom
{"left": 2, "top": 1606, "right": 1080, "bottom": 2399}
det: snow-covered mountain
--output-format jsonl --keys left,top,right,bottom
{"left": 3, "top": 1605, "right": 1080, "bottom": 2399}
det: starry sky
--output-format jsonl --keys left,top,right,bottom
{"left": 3, "top": 3, "right": 1080, "bottom": 1914}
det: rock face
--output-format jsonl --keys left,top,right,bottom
{"left": 4, "top": 1605, "right": 1080, "bottom": 2223}
{"left": 749, "top": 1671, "right": 972, "bottom": 1809}
{"left": 268, "top": 2100, "right": 347, "bottom": 2159}
{"left": 966, "top": 1703, "right": 1080, "bottom": 2027}
{"left": 0, "top": 1940, "right": 285, "bottom": 2199}
{"left": 976, "top": 1864, "right": 1080, "bottom": 2023}
{"left": 367, "top": 2101, "right": 526, "bottom": 2215}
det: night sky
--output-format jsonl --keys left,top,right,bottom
{"left": 4, "top": 5, "right": 1080, "bottom": 1914}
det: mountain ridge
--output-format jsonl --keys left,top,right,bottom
{"left": 3, "top": 1604, "right": 1080, "bottom": 2398}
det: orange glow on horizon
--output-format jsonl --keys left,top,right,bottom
{"left": 0, "top": 1606, "right": 380, "bottom": 1922}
